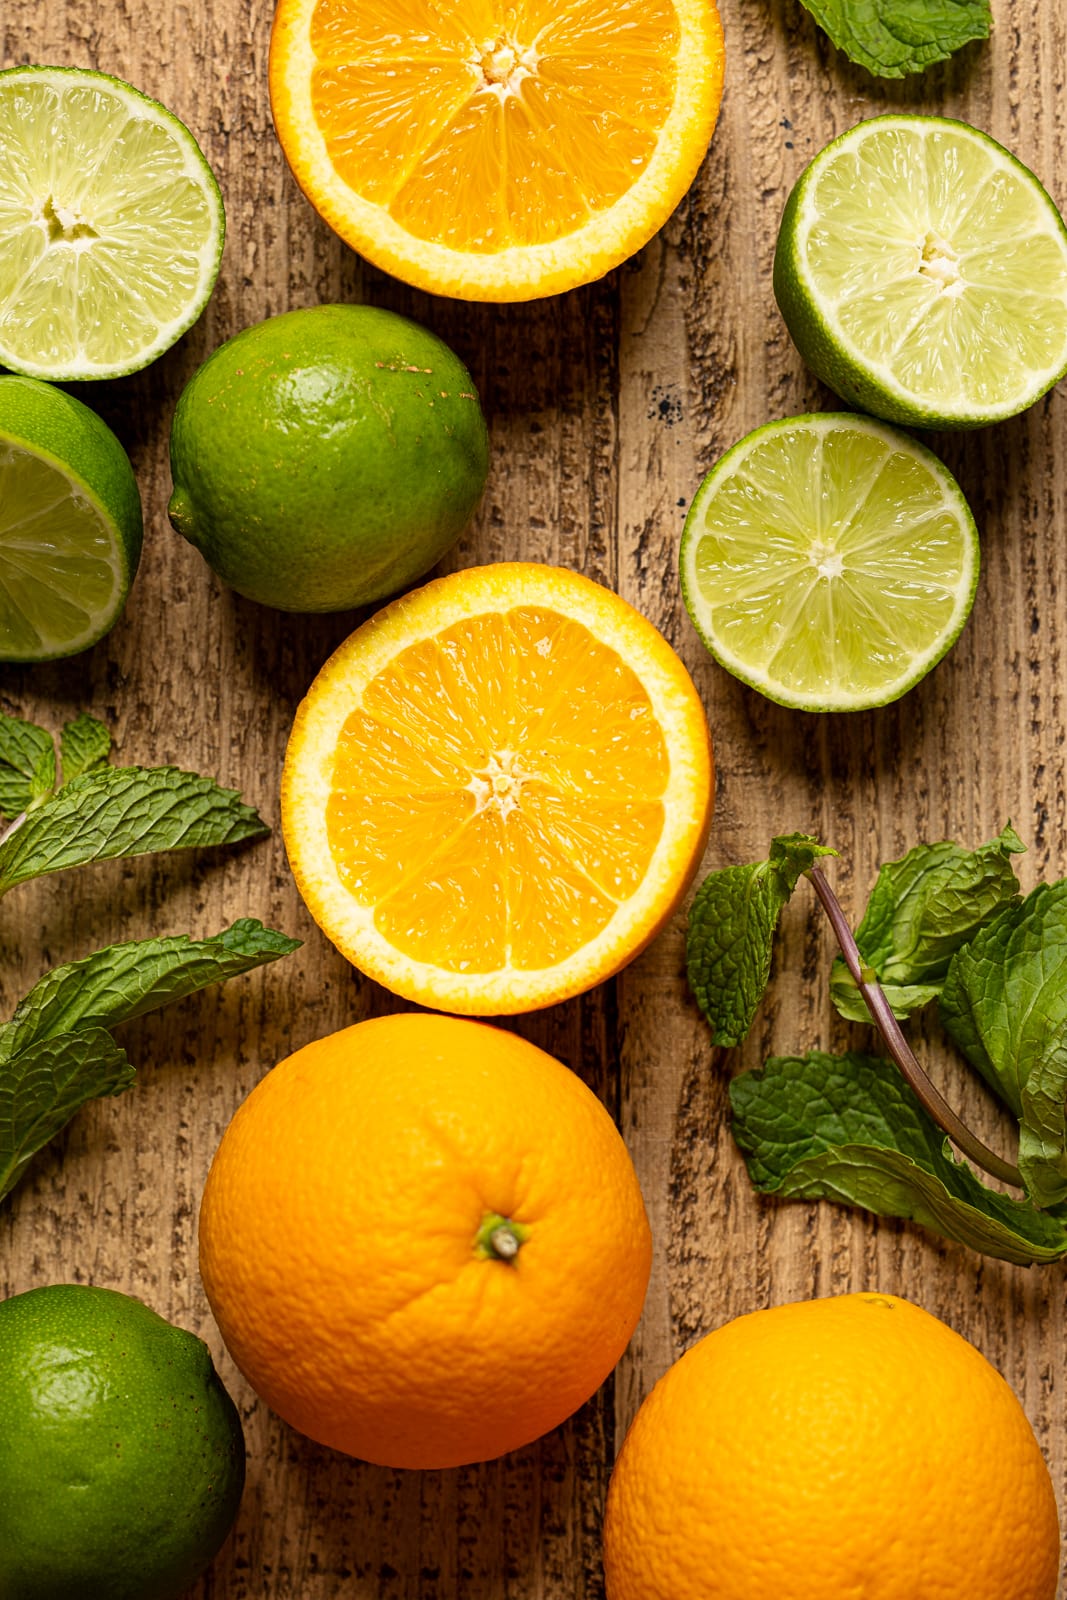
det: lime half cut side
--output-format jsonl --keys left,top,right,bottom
{"left": 0, "top": 376, "right": 142, "bottom": 661}
{"left": 679, "top": 414, "right": 980, "bottom": 712}
{"left": 774, "top": 116, "right": 1067, "bottom": 429}
{"left": 0, "top": 66, "right": 225, "bottom": 381}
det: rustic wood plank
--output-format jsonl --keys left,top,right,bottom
{"left": 3, "top": 0, "right": 1067, "bottom": 1595}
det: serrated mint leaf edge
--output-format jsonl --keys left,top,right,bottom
{"left": 797, "top": 0, "right": 991, "bottom": 79}
{"left": 60, "top": 714, "right": 112, "bottom": 784}
{"left": 0, "top": 713, "right": 56, "bottom": 820}
{"left": 0, "top": 766, "right": 269, "bottom": 895}
{"left": 687, "top": 834, "right": 833, "bottom": 1048}
{"left": 0, "top": 1028, "right": 133, "bottom": 1201}
{"left": 0, "top": 919, "right": 301, "bottom": 1061}
{"left": 752, "top": 1140, "right": 1067, "bottom": 1266}
{"left": 831, "top": 825, "right": 1024, "bottom": 1021}
{"left": 730, "top": 1051, "right": 1065, "bottom": 1266}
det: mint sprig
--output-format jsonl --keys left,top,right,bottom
{"left": 0, "top": 766, "right": 267, "bottom": 896}
{"left": 0, "top": 710, "right": 299, "bottom": 1201}
{"left": 0, "top": 921, "right": 300, "bottom": 1061}
{"left": 796, "top": 0, "right": 990, "bottom": 79}
{"left": 0, "top": 710, "right": 266, "bottom": 897}
{"left": 731, "top": 1053, "right": 1067, "bottom": 1266}
{"left": 0, "top": 1029, "right": 134, "bottom": 1202}
{"left": 687, "top": 834, "right": 836, "bottom": 1046}
{"left": 0, "top": 712, "right": 56, "bottom": 818}
{"left": 0, "top": 923, "right": 299, "bottom": 1202}
{"left": 830, "top": 825, "right": 1024, "bottom": 1022}
{"left": 687, "top": 826, "right": 1067, "bottom": 1265}
{"left": 941, "top": 883, "right": 1067, "bottom": 1209}
{"left": 59, "top": 712, "right": 112, "bottom": 783}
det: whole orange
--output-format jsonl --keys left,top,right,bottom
{"left": 198, "top": 1013, "right": 652, "bottom": 1468}
{"left": 603, "top": 1293, "right": 1059, "bottom": 1600}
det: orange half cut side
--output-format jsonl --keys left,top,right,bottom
{"left": 269, "top": 0, "right": 726, "bottom": 300}
{"left": 281, "top": 564, "right": 713, "bottom": 1013}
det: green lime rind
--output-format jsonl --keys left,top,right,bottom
{"left": 0, "top": 1284, "right": 244, "bottom": 1600}
{"left": 679, "top": 413, "right": 980, "bottom": 713}
{"left": 0, "top": 375, "right": 142, "bottom": 662}
{"left": 774, "top": 115, "right": 1067, "bottom": 430}
{"left": 168, "top": 303, "right": 490, "bottom": 614}
{"left": 0, "top": 65, "right": 225, "bottom": 382}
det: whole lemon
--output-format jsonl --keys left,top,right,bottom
{"left": 168, "top": 304, "right": 489, "bottom": 612}
{"left": 199, "top": 1012, "right": 652, "bottom": 1468}
{"left": 603, "top": 1293, "right": 1059, "bottom": 1600}
{"left": 0, "top": 1283, "right": 245, "bottom": 1600}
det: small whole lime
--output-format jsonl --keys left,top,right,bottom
{"left": 0, "top": 1283, "right": 245, "bottom": 1600}
{"left": 168, "top": 303, "right": 490, "bottom": 612}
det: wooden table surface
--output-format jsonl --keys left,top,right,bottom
{"left": 4, "top": 1, "right": 1066, "bottom": 1595}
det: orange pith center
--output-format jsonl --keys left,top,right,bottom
{"left": 307, "top": 0, "right": 681, "bottom": 251}
{"left": 325, "top": 606, "right": 669, "bottom": 972}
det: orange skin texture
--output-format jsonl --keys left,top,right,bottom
{"left": 603, "top": 1293, "right": 1060, "bottom": 1600}
{"left": 199, "top": 1013, "right": 652, "bottom": 1469}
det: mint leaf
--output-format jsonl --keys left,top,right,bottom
{"left": 830, "top": 825, "right": 1024, "bottom": 1023}
{"left": 797, "top": 0, "right": 990, "bottom": 78}
{"left": 0, "top": 920, "right": 300, "bottom": 1061}
{"left": 60, "top": 714, "right": 112, "bottom": 783}
{"left": 730, "top": 1052, "right": 1067, "bottom": 1266}
{"left": 687, "top": 834, "right": 835, "bottom": 1047}
{"left": 0, "top": 713, "right": 55, "bottom": 820}
{"left": 0, "top": 766, "right": 268, "bottom": 896}
{"left": 941, "top": 881, "right": 1067, "bottom": 1207}
{"left": 0, "top": 1028, "right": 133, "bottom": 1201}
{"left": 0, "top": 921, "right": 299, "bottom": 1200}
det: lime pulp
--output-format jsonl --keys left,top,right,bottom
{"left": 679, "top": 414, "right": 980, "bottom": 712}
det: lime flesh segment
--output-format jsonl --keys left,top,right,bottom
{"left": 679, "top": 415, "right": 980, "bottom": 712}
{"left": 774, "top": 117, "right": 1067, "bottom": 428}
{"left": 0, "top": 66, "right": 225, "bottom": 381}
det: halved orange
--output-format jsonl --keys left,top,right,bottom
{"left": 282, "top": 564, "right": 713, "bottom": 1014}
{"left": 268, "top": 0, "right": 726, "bottom": 301}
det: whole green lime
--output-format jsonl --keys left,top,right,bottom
{"left": 0, "top": 376, "right": 142, "bottom": 662}
{"left": 0, "top": 1284, "right": 245, "bottom": 1600}
{"left": 168, "top": 304, "right": 490, "bottom": 612}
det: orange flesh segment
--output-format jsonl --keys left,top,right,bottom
{"left": 324, "top": 606, "right": 669, "bottom": 972}
{"left": 307, "top": 0, "right": 680, "bottom": 251}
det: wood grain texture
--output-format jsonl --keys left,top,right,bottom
{"left": 2, "top": 0, "right": 1066, "bottom": 1595}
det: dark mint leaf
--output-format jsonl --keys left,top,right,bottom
{"left": 730, "top": 1052, "right": 1066, "bottom": 1266}
{"left": 0, "top": 766, "right": 268, "bottom": 896}
{"left": 0, "top": 713, "right": 55, "bottom": 820}
{"left": 0, "top": 920, "right": 301, "bottom": 1062}
{"left": 797, "top": 0, "right": 990, "bottom": 78}
{"left": 687, "top": 834, "right": 836, "bottom": 1047}
{"left": 60, "top": 714, "right": 112, "bottom": 783}
{"left": 941, "top": 881, "right": 1067, "bottom": 1207}
{"left": 0, "top": 1028, "right": 133, "bottom": 1201}
{"left": 830, "top": 826, "right": 1024, "bottom": 1022}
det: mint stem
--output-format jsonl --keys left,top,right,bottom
{"left": 807, "top": 863, "right": 1023, "bottom": 1190}
{"left": 0, "top": 812, "right": 26, "bottom": 850}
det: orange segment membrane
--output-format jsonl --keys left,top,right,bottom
{"left": 324, "top": 606, "right": 668, "bottom": 972}
{"left": 308, "top": 0, "right": 680, "bottom": 251}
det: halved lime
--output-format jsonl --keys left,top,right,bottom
{"left": 0, "top": 66, "right": 225, "bottom": 381}
{"left": 774, "top": 116, "right": 1067, "bottom": 429}
{"left": 679, "top": 414, "right": 979, "bottom": 712}
{"left": 0, "top": 375, "right": 142, "bottom": 661}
